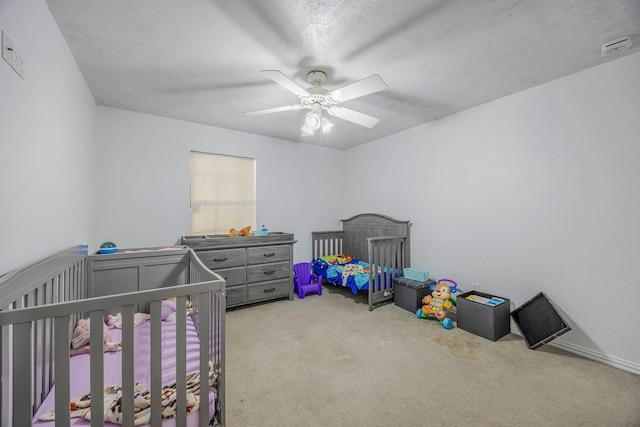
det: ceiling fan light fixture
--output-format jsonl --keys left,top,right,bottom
{"left": 320, "top": 116, "right": 334, "bottom": 133}
{"left": 304, "top": 110, "right": 322, "bottom": 130}
{"left": 301, "top": 123, "right": 315, "bottom": 136}
{"left": 301, "top": 109, "right": 333, "bottom": 136}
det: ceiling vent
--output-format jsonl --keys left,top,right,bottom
{"left": 601, "top": 36, "right": 632, "bottom": 57}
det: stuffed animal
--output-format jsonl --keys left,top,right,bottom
{"left": 71, "top": 318, "right": 121, "bottom": 355}
{"left": 162, "top": 297, "right": 194, "bottom": 322}
{"left": 106, "top": 312, "right": 150, "bottom": 329}
{"left": 416, "top": 279, "right": 457, "bottom": 329}
{"left": 237, "top": 226, "right": 253, "bottom": 236}
{"left": 227, "top": 226, "right": 254, "bottom": 237}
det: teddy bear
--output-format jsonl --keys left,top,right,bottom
{"left": 416, "top": 279, "right": 457, "bottom": 329}
{"left": 70, "top": 318, "right": 122, "bottom": 355}
{"left": 227, "top": 226, "right": 254, "bottom": 237}
{"left": 237, "top": 226, "right": 253, "bottom": 236}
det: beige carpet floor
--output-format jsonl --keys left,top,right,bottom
{"left": 225, "top": 285, "right": 640, "bottom": 427}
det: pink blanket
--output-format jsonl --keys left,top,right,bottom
{"left": 33, "top": 316, "right": 216, "bottom": 426}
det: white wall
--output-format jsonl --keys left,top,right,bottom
{"left": 93, "top": 107, "right": 344, "bottom": 262}
{"left": 345, "top": 52, "right": 640, "bottom": 372}
{"left": 0, "top": 0, "right": 95, "bottom": 274}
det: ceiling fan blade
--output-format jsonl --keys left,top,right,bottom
{"left": 260, "top": 70, "right": 310, "bottom": 97}
{"left": 326, "top": 74, "right": 387, "bottom": 103}
{"left": 328, "top": 106, "right": 381, "bottom": 128}
{"left": 243, "top": 104, "right": 303, "bottom": 116}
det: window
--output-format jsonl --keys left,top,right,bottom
{"left": 190, "top": 151, "right": 256, "bottom": 235}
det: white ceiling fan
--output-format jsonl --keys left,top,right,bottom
{"left": 244, "top": 70, "right": 387, "bottom": 136}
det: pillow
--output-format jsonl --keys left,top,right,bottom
{"left": 319, "top": 254, "right": 353, "bottom": 265}
{"left": 161, "top": 299, "right": 177, "bottom": 320}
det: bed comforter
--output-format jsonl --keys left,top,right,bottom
{"left": 311, "top": 255, "right": 371, "bottom": 294}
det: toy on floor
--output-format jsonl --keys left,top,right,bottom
{"left": 416, "top": 278, "right": 458, "bottom": 329}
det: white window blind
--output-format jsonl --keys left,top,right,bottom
{"left": 190, "top": 151, "right": 256, "bottom": 235}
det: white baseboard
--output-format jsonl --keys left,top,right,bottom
{"left": 509, "top": 327, "right": 640, "bottom": 375}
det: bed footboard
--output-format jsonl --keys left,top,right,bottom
{"left": 312, "top": 230, "right": 345, "bottom": 259}
{"left": 367, "top": 236, "right": 408, "bottom": 311}
{"left": 0, "top": 246, "right": 226, "bottom": 427}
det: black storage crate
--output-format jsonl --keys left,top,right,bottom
{"left": 511, "top": 292, "right": 571, "bottom": 349}
{"left": 393, "top": 277, "right": 436, "bottom": 313}
{"left": 457, "top": 290, "right": 510, "bottom": 341}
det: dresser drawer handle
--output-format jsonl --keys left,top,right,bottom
{"left": 263, "top": 253, "right": 275, "bottom": 257}
{"left": 263, "top": 270, "right": 275, "bottom": 275}
{"left": 263, "top": 287, "right": 276, "bottom": 293}
{"left": 213, "top": 257, "right": 228, "bottom": 262}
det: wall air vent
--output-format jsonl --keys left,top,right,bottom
{"left": 601, "top": 36, "right": 632, "bottom": 57}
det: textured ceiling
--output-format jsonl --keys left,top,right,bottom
{"left": 45, "top": 0, "right": 640, "bottom": 150}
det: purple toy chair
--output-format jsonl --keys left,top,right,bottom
{"left": 293, "top": 262, "right": 322, "bottom": 299}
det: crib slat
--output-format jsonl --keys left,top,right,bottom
{"left": 13, "top": 322, "right": 31, "bottom": 426}
{"left": 150, "top": 299, "right": 162, "bottom": 426}
{"left": 54, "top": 315, "right": 71, "bottom": 427}
{"left": 0, "top": 326, "right": 4, "bottom": 425}
{"left": 121, "top": 305, "right": 135, "bottom": 427}
{"left": 37, "top": 296, "right": 46, "bottom": 409}
{"left": 0, "top": 326, "right": 4, "bottom": 426}
{"left": 46, "top": 280, "right": 54, "bottom": 393}
{"left": 176, "top": 295, "right": 187, "bottom": 427}
{"left": 216, "top": 288, "right": 226, "bottom": 427}
{"left": 199, "top": 293, "right": 210, "bottom": 427}
{"left": 32, "top": 289, "right": 41, "bottom": 411}
{"left": 90, "top": 310, "right": 105, "bottom": 427}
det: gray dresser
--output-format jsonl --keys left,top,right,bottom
{"left": 181, "top": 233, "right": 296, "bottom": 308}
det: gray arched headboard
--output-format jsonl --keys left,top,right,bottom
{"left": 340, "top": 213, "right": 411, "bottom": 263}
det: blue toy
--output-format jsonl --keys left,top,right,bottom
{"left": 98, "top": 241, "right": 117, "bottom": 254}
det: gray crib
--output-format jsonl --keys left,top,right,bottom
{"left": 0, "top": 245, "right": 226, "bottom": 427}
{"left": 311, "top": 213, "right": 411, "bottom": 311}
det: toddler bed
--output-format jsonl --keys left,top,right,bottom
{"left": 311, "top": 213, "right": 411, "bottom": 310}
{"left": 0, "top": 245, "right": 226, "bottom": 427}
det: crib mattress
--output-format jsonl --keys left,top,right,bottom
{"left": 32, "top": 316, "right": 215, "bottom": 426}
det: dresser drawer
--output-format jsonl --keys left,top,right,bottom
{"left": 196, "top": 248, "right": 245, "bottom": 269}
{"left": 247, "top": 279, "right": 290, "bottom": 302}
{"left": 246, "top": 261, "right": 290, "bottom": 284}
{"left": 226, "top": 285, "right": 246, "bottom": 307}
{"left": 214, "top": 266, "right": 245, "bottom": 287}
{"left": 247, "top": 245, "right": 290, "bottom": 265}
